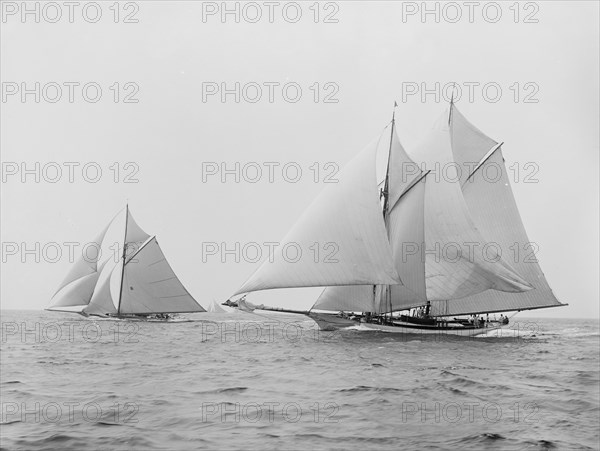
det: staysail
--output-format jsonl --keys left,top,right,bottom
{"left": 428, "top": 105, "right": 564, "bottom": 316}
{"left": 234, "top": 133, "right": 401, "bottom": 296}
{"left": 47, "top": 206, "right": 205, "bottom": 316}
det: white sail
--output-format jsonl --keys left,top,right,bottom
{"left": 412, "top": 112, "right": 533, "bottom": 300}
{"left": 234, "top": 133, "right": 400, "bottom": 295}
{"left": 48, "top": 221, "right": 113, "bottom": 311}
{"left": 207, "top": 300, "right": 226, "bottom": 313}
{"left": 386, "top": 129, "right": 428, "bottom": 307}
{"left": 117, "top": 237, "right": 205, "bottom": 314}
{"left": 83, "top": 259, "right": 119, "bottom": 315}
{"left": 427, "top": 106, "right": 564, "bottom": 316}
{"left": 313, "top": 111, "right": 534, "bottom": 313}
{"left": 314, "top": 125, "right": 427, "bottom": 313}
{"left": 47, "top": 271, "right": 102, "bottom": 311}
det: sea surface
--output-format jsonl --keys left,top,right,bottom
{"left": 1, "top": 310, "right": 598, "bottom": 451}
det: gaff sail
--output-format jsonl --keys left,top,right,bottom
{"left": 234, "top": 133, "right": 401, "bottom": 296}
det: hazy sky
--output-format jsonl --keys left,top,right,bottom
{"left": 1, "top": 1, "right": 598, "bottom": 318}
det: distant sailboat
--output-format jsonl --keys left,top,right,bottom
{"left": 47, "top": 205, "right": 205, "bottom": 319}
{"left": 207, "top": 300, "right": 228, "bottom": 313}
{"left": 231, "top": 104, "right": 565, "bottom": 335}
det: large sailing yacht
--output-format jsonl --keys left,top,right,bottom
{"left": 229, "top": 103, "right": 565, "bottom": 335}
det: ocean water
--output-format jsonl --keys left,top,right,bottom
{"left": 1, "top": 310, "right": 598, "bottom": 451}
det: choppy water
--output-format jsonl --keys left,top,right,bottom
{"left": 1, "top": 310, "right": 598, "bottom": 450}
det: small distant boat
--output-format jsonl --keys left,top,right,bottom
{"left": 207, "top": 300, "right": 226, "bottom": 313}
{"left": 207, "top": 300, "right": 238, "bottom": 313}
{"left": 230, "top": 102, "right": 566, "bottom": 335}
{"left": 47, "top": 205, "right": 205, "bottom": 319}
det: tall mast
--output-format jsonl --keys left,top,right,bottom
{"left": 117, "top": 203, "right": 129, "bottom": 316}
{"left": 382, "top": 102, "right": 396, "bottom": 217}
{"left": 379, "top": 103, "right": 397, "bottom": 318}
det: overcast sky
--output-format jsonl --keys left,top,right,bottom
{"left": 1, "top": 1, "right": 598, "bottom": 318}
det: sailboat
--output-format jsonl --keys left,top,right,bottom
{"left": 229, "top": 103, "right": 565, "bottom": 335}
{"left": 47, "top": 205, "right": 205, "bottom": 319}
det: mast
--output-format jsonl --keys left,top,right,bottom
{"left": 381, "top": 103, "right": 396, "bottom": 318}
{"left": 117, "top": 203, "right": 129, "bottom": 316}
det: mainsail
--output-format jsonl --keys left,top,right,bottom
{"left": 47, "top": 206, "right": 205, "bottom": 316}
{"left": 234, "top": 134, "right": 401, "bottom": 295}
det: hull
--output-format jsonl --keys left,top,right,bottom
{"left": 308, "top": 312, "right": 358, "bottom": 331}
{"left": 308, "top": 312, "right": 505, "bottom": 336}
{"left": 360, "top": 321, "right": 502, "bottom": 337}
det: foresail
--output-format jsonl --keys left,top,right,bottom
{"left": 47, "top": 272, "right": 102, "bottom": 310}
{"left": 412, "top": 113, "right": 533, "bottom": 301}
{"left": 118, "top": 237, "right": 205, "bottom": 314}
{"left": 47, "top": 208, "right": 124, "bottom": 311}
{"left": 234, "top": 134, "right": 400, "bottom": 295}
{"left": 83, "top": 259, "right": 119, "bottom": 315}
{"left": 434, "top": 106, "right": 564, "bottom": 315}
{"left": 48, "top": 222, "right": 111, "bottom": 309}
